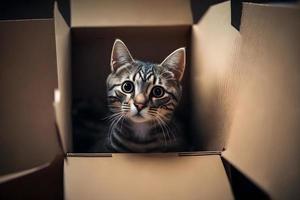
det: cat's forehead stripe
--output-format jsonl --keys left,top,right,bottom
{"left": 132, "top": 61, "right": 157, "bottom": 83}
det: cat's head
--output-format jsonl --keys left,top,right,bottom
{"left": 106, "top": 39, "right": 185, "bottom": 124}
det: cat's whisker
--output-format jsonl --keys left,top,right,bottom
{"left": 107, "top": 108, "right": 122, "bottom": 114}
{"left": 105, "top": 112, "right": 122, "bottom": 121}
{"left": 157, "top": 113, "right": 176, "bottom": 142}
{"left": 154, "top": 117, "right": 167, "bottom": 147}
{"left": 148, "top": 113, "right": 158, "bottom": 124}
{"left": 120, "top": 116, "right": 125, "bottom": 131}
{"left": 157, "top": 114, "right": 175, "bottom": 143}
{"left": 108, "top": 113, "right": 124, "bottom": 144}
{"left": 149, "top": 112, "right": 170, "bottom": 145}
{"left": 107, "top": 113, "right": 121, "bottom": 126}
{"left": 103, "top": 112, "right": 120, "bottom": 121}
{"left": 156, "top": 115, "right": 171, "bottom": 146}
{"left": 108, "top": 116, "right": 118, "bottom": 143}
{"left": 156, "top": 116, "right": 171, "bottom": 145}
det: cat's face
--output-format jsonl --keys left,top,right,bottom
{"left": 106, "top": 39, "right": 185, "bottom": 124}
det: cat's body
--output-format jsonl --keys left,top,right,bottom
{"left": 108, "top": 118, "right": 185, "bottom": 152}
{"left": 105, "top": 39, "right": 186, "bottom": 153}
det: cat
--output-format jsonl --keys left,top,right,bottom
{"left": 105, "top": 39, "right": 186, "bottom": 153}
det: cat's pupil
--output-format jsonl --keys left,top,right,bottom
{"left": 122, "top": 81, "right": 134, "bottom": 93}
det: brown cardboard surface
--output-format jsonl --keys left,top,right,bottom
{"left": 71, "top": 0, "right": 192, "bottom": 27}
{"left": 54, "top": 3, "right": 72, "bottom": 153}
{"left": 191, "top": 1, "right": 241, "bottom": 150}
{"left": 64, "top": 154, "right": 233, "bottom": 200}
{"left": 223, "top": 3, "right": 300, "bottom": 199}
{"left": 0, "top": 19, "right": 60, "bottom": 175}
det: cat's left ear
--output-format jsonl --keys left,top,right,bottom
{"left": 110, "top": 39, "right": 134, "bottom": 72}
{"left": 160, "top": 48, "right": 186, "bottom": 81}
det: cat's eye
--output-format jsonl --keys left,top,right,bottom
{"left": 151, "top": 86, "right": 165, "bottom": 98}
{"left": 121, "top": 81, "right": 134, "bottom": 93}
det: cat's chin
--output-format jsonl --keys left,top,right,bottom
{"left": 129, "top": 115, "right": 151, "bottom": 123}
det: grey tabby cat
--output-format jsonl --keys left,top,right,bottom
{"left": 106, "top": 39, "right": 186, "bottom": 152}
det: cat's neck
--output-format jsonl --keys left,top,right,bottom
{"left": 114, "top": 119, "right": 173, "bottom": 141}
{"left": 128, "top": 121, "right": 153, "bottom": 140}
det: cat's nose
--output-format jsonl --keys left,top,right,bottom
{"left": 134, "top": 103, "right": 146, "bottom": 112}
{"left": 134, "top": 93, "right": 147, "bottom": 112}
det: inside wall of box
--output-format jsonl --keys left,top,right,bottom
{"left": 70, "top": 26, "right": 205, "bottom": 153}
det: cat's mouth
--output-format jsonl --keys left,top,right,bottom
{"left": 135, "top": 112, "right": 143, "bottom": 117}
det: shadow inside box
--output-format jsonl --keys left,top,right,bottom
{"left": 72, "top": 98, "right": 110, "bottom": 153}
{"left": 222, "top": 158, "right": 271, "bottom": 200}
{"left": 190, "top": 0, "right": 227, "bottom": 24}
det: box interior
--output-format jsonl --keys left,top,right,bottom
{"left": 70, "top": 26, "right": 200, "bottom": 152}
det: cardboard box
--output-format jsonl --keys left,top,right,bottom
{"left": 1, "top": 0, "right": 300, "bottom": 199}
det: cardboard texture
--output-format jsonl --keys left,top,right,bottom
{"left": 191, "top": 1, "right": 241, "bottom": 150}
{"left": 71, "top": 0, "right": 192, "bottom": 27}
{"left": 0, "top": 19, "right": 60, "bottom": 176}
{"left": 64, "top": 155, "right": 233, "bottom": 200}
{"left": 1, "top": 0, "right": 300, "bottom": 199}
{"left": 222, "top": 3, "right": 300, "bottom": 199}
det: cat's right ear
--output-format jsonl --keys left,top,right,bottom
{"left": 110, "top": 39, "right": 134, "bottom": 72}
{"left": 160, "top": 48, "right": 186, "bottom": 81}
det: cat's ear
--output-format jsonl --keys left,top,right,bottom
{"left": 160, "top": 48, "right": 186, "bottom": 81}
{"left": 110, "top": 39, "right": 134, "bottom": 72}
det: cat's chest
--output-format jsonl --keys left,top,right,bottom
{"left": 113, "top": 122, "right": 159, "bottom": 142}
{"left": 110, "top": 122, "right": 180, "bottom": 153}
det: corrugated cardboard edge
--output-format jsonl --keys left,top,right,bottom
{"left": 53, "top": 2, "right": 72, "bottom": 154}
{"left": 0, "top": 163, "right": 50, "bottom": 184}
{"left": 66, "top": 151, "right": 222, "bottom": 157}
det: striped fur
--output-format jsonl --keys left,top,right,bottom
{"left": 106, "top": 39, "right": 186, "bottom": 152}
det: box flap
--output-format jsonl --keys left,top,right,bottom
{"left": 71, "top": 0, "right": 193, "bottom": 27}
{"left": 222, "top": 3, "right": 300, "bottom": 199}
{"left": 54, "top": 3, "right": 72, "bottom": 153}
{"left": 191, "top": 1, "right": 241, "bottom": 150}
{"left": 0, "top": 19, "right": 60, "bottom": 175}
{"left": 64, "top": 154, "right": 233, "bottom": 200}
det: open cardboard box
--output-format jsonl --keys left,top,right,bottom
{"left": 1, "top": 0, "right": 300, "bottom": 199}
